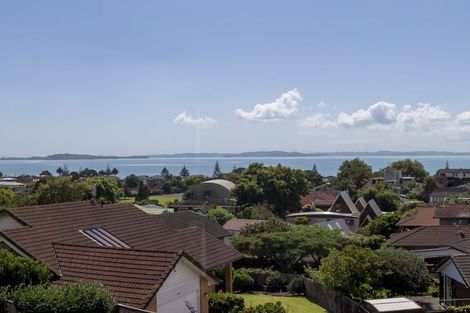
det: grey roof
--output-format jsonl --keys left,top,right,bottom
{"left": 445, "top": 254, "right": 470, "bottom": 287}
{"left": 366, "top": 199, "right": 383, "bottom": 216}
{"left": 430, "top": 187, "right": 470, "bottom": 197}
{"left": 316, "top": 219, "right": 351, "bottom": 233}
{"left": 201, "top": 179, "right": 236, "bottom": 191}
{"left": 413, "top": 247, "right": 464, "bottom": 259}
{"left": 355, "top": 197, "right": 367, "bottom": 210}
{"left": 364, "top": 298, "right": 422, "bottom": 312}
{"left": 287, "top": 211, "right": 356, "bottom": 218}
{"left": 328, "top": 191, "right": 359, "bottom": 214}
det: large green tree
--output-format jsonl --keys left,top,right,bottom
{"left": 385, "top": 159, "right": 429, "bottom": 183}
{"left": 0, "top": 189, "right": 16, "bottom": 209}
{"left": 85, "top": 177, "right": 124, "bottom": 204}
{"left": 232, "top": 163, "right": 309, "bottom": 216}
{"left": 358, "top": 181, "right": 400, "bottom": 211}
{"left": 335, "top": 158, "right": 372, "bottom": 196}
{"left": 206, "top": 206, "right": 235, "bottom": 225}
{"left": 363, "top": 213, "right": 401, "bottom": 238}
{"left": 36, "top": 177, "right": 88, "bottom": 205}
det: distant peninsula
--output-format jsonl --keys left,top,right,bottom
{"left": 2, "top": 151, "right": 470, "bottom": 161}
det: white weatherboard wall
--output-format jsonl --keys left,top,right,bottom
{"left": 156, "top": 258, "right": 201, "bottom": 313}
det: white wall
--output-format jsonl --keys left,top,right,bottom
{"left": 0, "top": 211, "right": 24, "bottom": 230}
{"left": 156, "top": 258, "right": 201, "bottom": 313}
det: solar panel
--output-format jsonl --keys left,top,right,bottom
{"left": 80, "top": 228, "right": 131, "bottom": 248}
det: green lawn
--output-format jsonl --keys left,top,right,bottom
{"left": 240, "top": 294, "right": 326, "bottom": 313}
{"left": 149, "top": 194, "right": 182, "bottom": 207}
{"left": 118, "top": 197, "right": 135, "bottom": 204}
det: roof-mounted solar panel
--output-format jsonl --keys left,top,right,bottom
{"left": 80, "top": 228, "right": 130, "bottom": 248}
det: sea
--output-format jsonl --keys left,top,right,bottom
{"left": 1, "top": 155, "right": 470, "bottom": 178}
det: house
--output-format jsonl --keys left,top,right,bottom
{"left": 223, "top": 218, "right": 266, "bottom": 236}
{"left": 0, "top": 180, "right": 26, "bottom": 193}
{"left": 434, "top": 204, "right": 470, "bottom": 225}
{"left": 176, "top": 179, "right": 238, "bottom": 213}
{"left": 135, "top": 204, "right": 172, "bottom": 215}
{"left": 398, "top": 207, "right": 439, "bottom": 229}
{"left": 384, "top": 169, "right": 402, "bottom": 184}
{"left": 436, "top": 168, "right": 470, "bottom": 187}
{"left": 0, "top": 201, "right": 242, "bottom": 313}
{"left": 285, "top": 211, "right": 357, "bottom": 231}
{"left": 389, "top": 226, "right": 470, "bottom": 250}
{"left": 359, "top": 199, "right": 383, "bottom": 227}
{"left": 429, "top": 187, "right": 470, "bottom": 205}
{"left": 300, "top": 191, "right": 337, "bottom": 210}
{"left": 316, "top": 219, "right": 351, "bottom": 233}
{"left": 355, "top": 197, "right": 367, "bottom": 212}
{"left": 328, "top": 191, "right": 360, "bottom": 215}
{"left": 436, "top": 254, "right": 470, "bottom": 306}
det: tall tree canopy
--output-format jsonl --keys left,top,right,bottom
{"left": 232, "top": 163, "right": 309, "bottom": 216}
{"left": 213, "top": 161, "right": 222, "bottom": 178}
{"left": 358, "top": 181, "right": 400, "bottom": 211}
{"left": 335, "top": 158, "right": 372, "bottom": 196}
{"left": 385, "top": 159, "right": 429, "bottom": 182}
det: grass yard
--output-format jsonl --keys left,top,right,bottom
{"left": 118, "top": 197, "right": 135, "bottom": 204}
{"left": 149, "top": 193, "right": 183, "bottom": 207}
{"left": 240, "top": 294, "right": 326, "bottom": 313}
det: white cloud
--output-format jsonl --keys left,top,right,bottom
{"left": 317, "top": 100, "right": 327, "bottom": 108}
{"left": 174, "top": 112, "right": 217, "bottom": 128}
{"left": 396, "top": 103, "right": 450, "bottom": 130}
{"left": 457, "top": 111, "right": 470, "bottom": 125}
{"left": 337, "top": 101, "right": 398, "bottom": 127}
{"left": 236, "top": 89, "right": 302, "bottom": 122}
{"left": 299, "top": 114, "right": 336, "bottom": 129}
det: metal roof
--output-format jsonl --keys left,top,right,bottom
{"left": 365, "top": 298, "right": 422, "bottom": 312}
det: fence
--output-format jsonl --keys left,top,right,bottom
{"left": 304, "top": 277, "right": 371, "bottom": 313}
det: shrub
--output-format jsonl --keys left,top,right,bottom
{"left": 209, "top": 292, "right": 245, "bottom": 313}
{"left": 237, "top": 268, "right": 275, "bottom": 291}
{"left": 240, "top": 301, "right": 287, "bottom": 313}
{"left": 240, "top": 219, "right": 293, "bottom": 236}
{"left": 294, "top": 216, "right": 309, "bottom": 225}
{"left": 207, "top": 207, "right": 235, "bottom": 225}
{"left": 0, "top": 250, "right": 53, "bottom": 287}
{"left": 9, "top": 282, "right": 115, "bottom": 313}
{"left": 0, "top": 286, "right": 11, "bottom": 313}
{"left": 264, "top": 272, "right": 288, "bottom": 292}
{"left": 287, "top": 276, "right": 305, "bottom": 295}
{"left": 233, "top": 271, "right": 255, "bottom": 292}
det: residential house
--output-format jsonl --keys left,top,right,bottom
{"left": 429, "top": 187, "right": 470, "bottom": 205}
{"left": 135, "top": 204, "right": 173, "bottom": 215}
{"left": 359, "top": 199, "right": 383, "bottom": 227}
{"left": 384, "top": 169, "right": 402, "bottom": 184}
{"left": 223, "top": 218, "right": 266, "bottom": 236}
{"left": 0, "top": 201, "right": 242, "bottom": 313}
{"left": 300, "top": 191, "right": 337, "bottom": 211}
{"left": 355, "top": 197, "right": 367, "bottom": 212}
{"left": 398, "top": 207, "right": 439, "bottom": 230}
{"left": 436, "top": 168, "right": 470, "bottom": 187}
{"left": 436, "top": 254, "right": 470, "bottom": 306}
{"left": 285, "top": 211, "right": 357, "bottom": 231}
{"left": 434, "top": 204, "right": 470, "bottom": 225}
{"left": 328, "top": 191, "right": 360, "bottom": 215}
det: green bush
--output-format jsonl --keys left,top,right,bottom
{"left": 0, "top": 250, "right": 53, "bottom": 287}
{"left": 237, "top": 268, "right": 276, "bottom": 291}
{"left": 287, "top": 276, "right": 305, "bottom": 295}
{"left": 209, "top": 292, "right": 245, "bottom": 313}
{"left": 0, "top": 286, "right": 11, "bottom": 313}
{"left": 264, "top": 272, "right": 288, "bottom": 292}
{"left": 448, "top": 305, "right": 470, "bottom": 312}
{"left": 233, "top": 271, "right": 255, "bottom": 292}
{"left": 294, "top": 216, "right": 309, "bottom": 225}
{"left": 9, "top": 282, "right": 115, "bottom": 313}
{"left": 240, "top": 301, "right": 287, "bottom": 313}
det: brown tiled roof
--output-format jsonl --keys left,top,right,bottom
{"left": 448, "top": 254, "right": 470, "bottom": 287}
{"left": 153, "top": 211, "right": 230, "bottom": 239}
{"left": 53, "top": 243, "right": 181, "bottom": 309}
{"left": 434, "top": 204, "right": 470, "bottom": 219}
{"left": 300, "top": 191, "right": 337, "bottom": 208}
{"left": 223, "top": 218, "right": 266, "bottom": 233}
{"left": 3, "top": 202, "right": 242, "bottom": 271}
{"left": 450, "top": 239, "right": 470, "bottom": 254}
{"left": 389, "top": 226, "right": 470, "bottom": 248}
{"left": 398, "top": 207, "right": 439, "bottom": 227}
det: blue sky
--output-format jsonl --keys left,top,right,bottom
{"left": 1, "top": 0, "right": 470, "bottom": 156}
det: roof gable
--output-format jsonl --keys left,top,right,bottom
{"left": 328, "top": 191, "right": 359, "bottom": 214}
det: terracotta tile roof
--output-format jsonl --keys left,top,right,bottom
{"left": 3, "top": 202, "right": 242, "bottom": 271}
{"left": 223, "top": 218, "right": 266, "bottom": 234}
{"left": 53, "top": 243, "right": 181, "bottom": 309}
{"left": 300, "top": 191, "right": 337, "bottom": 208}
{"left": 389, "top": 226, "right": 470, "bottom": 248}
{"left": 153, "top": 211, "right": 230, "bottom": 239}
{"left": 434, "top": 204, "right": 470, "bottom": 219}
{"left": 398, "top": 207, "right": 439, "bottom": 227}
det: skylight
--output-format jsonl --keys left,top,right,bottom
{"left": 80, "top": 228, "right": 130, "bottom": 249}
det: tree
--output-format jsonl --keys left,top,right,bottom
{"left": 39, "top": 170, "right": 52, "bottom": 176}
{"left": 124, "top": 174, "right": 140, "bottom": 189}
{"left": 206, "top": 207, "right": 235, "bottom": 225}
{"left": 335, "top": 158, "right": 372, "bottom": 196}
{"left": 240, "top": 218, "right": 293, "bottom": 236}
{"left": 309, "top": 245, "right": 387, "bottom": 299}
{"left": 232, "top": 163, "right": 309, "bottom": 217}
{"left": 56, "top": 167, "right": 63, "bottom": 176}
{"left": 213, "top": 161, "right": 222, "bottom": 178}
{"left": 180, "top": 165, "right": 190, "bottom": 179}
{"left": 0, "top": 189, "right": 16, "bottom": 208}
{"left": 36, "top": 177, "right": 88, "bottom": 204}
{"left": 105, "top": 164, "right": 112, "bottom": 176}
{"left": 386, "top": 159, "right": 429, "bottom": 183}
{"left": 237, "top": 204, "right": 275, "bottom": 220}
{"left": 136, "top": 181, "right": 151, "bottom": 201}
{"left": 85, "top": 177, "right": 125, "bottom": 204}
{"left": 0, "top": 249, "right": 53, "bottom": 287}
{"left": 376, "top": 247, "right": 431, "bottom": 295}
{"left": 358, "top": 181, "right": 400, "bottom": 211}
{"left": 294, "top": 216, "right": 310, "bottom": 225}
{"left": 304, "top": 164, "right": 323, "bottom": 188}
{"left": 363, "top": 213, "right": 401, "bottom": 238}
{"left": 161, "top": 167, "right": 170, "bottom": 179}
{"left": 182, "top": 175, "right": 206, "bottom": 190}
{"left": 111, "top": 168, "right": 119, "bottom": 176}
{"left": 0, "top": 171, "right": 3, "bottom": 177}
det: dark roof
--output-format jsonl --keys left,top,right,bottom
{"left": 153, "top": 211, "right": 230, "bottom": 239}
{"left": 355, "top": 197, "right": 367, "bottom": 211}
{"left": 53, "top": 243, "right": 181, "bottom": 309}
{"left": 450, "top": 239, "right": 470, "bottom": 254}
{"left": 430, "top": 187, "right": 470, "bottom": 197}
{"left": 437, "top": 169, "right": 470, "bottom": 175}
{"left": 389, "top": 226, "right": 470, "bottom": 248}
{"left": 223, "top": 218, "right": 266, "bottom": 234}
{"left": 366, "top": 199, "right": 382, "bottom": 216}
{"left": 398, "top": 207, "right": 439, "bottom": 227}
{"left": 3, "top": 202, "right": 242, "bottom": 271}
{"left": 328, "top": 191, "right": 359, "bottom": 214}
{"left": 448, "top": 254, "right": 470, "bottom": 287}
{"left": 359, "top": 199, "right": 383, "bottom": 227}
{"left": 434, "top": 204, "right": 470, "bottom": 219}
